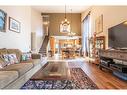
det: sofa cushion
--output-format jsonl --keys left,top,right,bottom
{"left": 21, "top": 59, "right": 40, "bottom": 66}
{"left": 7, "top": 49, "right": 22, "bottom": 62}
{"left": 0, "top": 63, "right": 34, "bottom": 76}
{"left": 0, "top": 71, "right": 18, "bottom": 88}
{"left": 0, "top": 49, "right": 7, "bottom": 55}
{"left": 20, "top": 59, "right": 33, "bottom": 63}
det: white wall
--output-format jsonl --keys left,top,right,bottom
{"left": 31, "top": 8, "right": 45, "bottom": 53}
{"left": 81, "top": 6, "right": 127, "bottom": 49}
{"left": 0, "top": 6, "right": 31, "bottom": 52}
{"left": 0, "top": 6, "right": 44, "bottom": 52}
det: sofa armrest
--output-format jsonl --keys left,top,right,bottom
{"left": 31, "top": 53, "right": 41, "bottom": 59}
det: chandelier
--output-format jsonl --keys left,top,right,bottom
{"left": 60, "top": 5, "right": 70, "bottom": 33}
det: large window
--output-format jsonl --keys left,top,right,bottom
{"left": 82, "top": 14, "right": 91, "bottom": 57}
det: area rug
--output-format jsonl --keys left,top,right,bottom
{"left": 21, "top": 68, "right": 98, "bottom": 89}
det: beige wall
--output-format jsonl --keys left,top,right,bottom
{"left": 0, "top": 6, "right": 31, "bottom": 52}
{"left": 47, "top": 13, "right": 81, "bottom": 36}
{"left": 0, "top": 6, "right": 44, "bottom": 52}
{"left": 31, "top": 8, "right": 44, "bottom": 53}
{"left": 81, "top": 6, "right": 127, "bottom": 49}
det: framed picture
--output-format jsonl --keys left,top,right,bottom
{"left": 0, "top": 9, "right": 7, "bottom": 32}
{"left": 60, "top": 23, "right": 70, "bottom": 33}
{"left": 9, "top": 17, "right": 20, "bottom": 33}
{"left": 95, "top": 15, "right": 103, "bottom": 34}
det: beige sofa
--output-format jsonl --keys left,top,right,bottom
{"left": 0, "top": 49, "right": 47, "bottom": 89}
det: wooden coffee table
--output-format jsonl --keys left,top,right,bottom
{"left": 30, "top": 61, "right": 70, "bottom": 88}
{"left": 31, "top": 61, "right": 70, "bottom": 80}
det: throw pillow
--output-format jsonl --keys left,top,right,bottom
{"left": 26, "top": 53, "right": 32, "bottom": 60}
{"left": 2, "top": 54, "right": 19, "bottom": 65}
{"left": 2, "top": 54, "right": 11, "bottom": 65}
{"left": 21, "top": 53, "right": 32, "bottom": 61}
{"left": 21, "top": 54, "right": 26, "bottom": 61}
{"left": 8, "top": 54, "right": 19, "bottom": 64}
{"left": 0, "top": 60, "right": 5, "bottom": 68}
{"left": 0, "top": 55, "right": 7, "bottom": 68}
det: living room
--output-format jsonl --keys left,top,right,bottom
{"left": 0, "top": 0, "right": 127, "bottom": 95}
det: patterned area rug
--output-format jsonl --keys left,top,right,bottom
{"left": 21, "top": 68, "right": 98, "bottom": 89}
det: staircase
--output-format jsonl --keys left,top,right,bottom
{"left": 39, "top": 35, "right": 49, "bottom": 57}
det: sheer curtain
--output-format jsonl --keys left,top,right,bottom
{"left": 82, "top": 15, "right": 90, "bottom": 57}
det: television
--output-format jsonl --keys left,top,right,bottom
{"left": 108, "top": 21, "right": 127, "bottom": 49}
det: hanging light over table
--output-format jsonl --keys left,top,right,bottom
{"left": 60, "top": 5, "right": 70, "bottom": 33}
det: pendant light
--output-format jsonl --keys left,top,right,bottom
{"left": 61, "top": 5, "right": 70, "bottom": 25}
{"left": 60, "top": 5, "right": 70, "bottom": 33}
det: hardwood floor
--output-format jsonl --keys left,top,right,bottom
{"left": 81, "top": 60, "right": 127, "bottom": 89}
{"left": 47, "top": 55, "right": 127, "bottom": 89}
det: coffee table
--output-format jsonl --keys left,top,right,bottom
{"left": 31, "top": 61, "right": 70, "bottom": 80}
{"left": 30, "top": 61, "right": 70, "bottom": 88}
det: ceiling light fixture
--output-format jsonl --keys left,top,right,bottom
{"left": 61, "top": 5, "right": 70, "bottom": 25}
{"left": 60, "top": 5, "right": 70, "bottom": 33}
